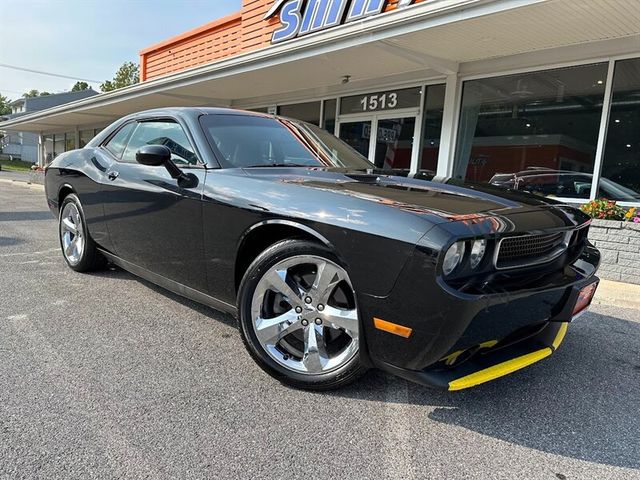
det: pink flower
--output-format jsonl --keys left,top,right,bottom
{"left": 634, "top": 217, "right": 640, "bottom": 223}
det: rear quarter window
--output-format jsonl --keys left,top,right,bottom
{"left": 103, "top": 123, "right": 136, "bottom": 159}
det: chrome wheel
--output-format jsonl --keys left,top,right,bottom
{"left": 251, "top": 255, "right": 359, "bottom": 375}
{"left": 60, "top": 202, "right": 85, "bottom": 266}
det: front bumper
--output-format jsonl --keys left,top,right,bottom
{"left": 357, "top": 244, "right": 600, "bottom": 389}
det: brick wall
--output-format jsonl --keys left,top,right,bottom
{"left": 588, "top": 220, "right": 640, "bottom": 285}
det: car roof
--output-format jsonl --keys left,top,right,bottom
{"left": 127, "top": 107, "right": 272, "bottom": 121}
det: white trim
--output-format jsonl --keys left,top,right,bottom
{"left": 460, "top": 57, "right": 611, "bottom": 82}
{"left": 589, "top": 61, "right": 616, "bottom": 201}
{"left": 410, "top": 85, "right": 426, "bottom": 174}
{"left": 236, "top": 77, "right": 446, "bottom": 112}
{"left": 334, "top": 98, "right": 341, "bottom": 136}
{"left": 459, "top": 36, "right": 640, "bottom": 79}
{"left": 437, "top": 73, "right": 461, "bottom": 177}
{"left": 338, "top": 107, "right": 420, "bottom": 123}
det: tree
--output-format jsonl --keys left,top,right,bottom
{"left": 0, "top": 94, "right": 12, "bottom": 115}
{"left": 101, "top": 62, "right": 140, "bottom": 92}
{"left": 22, "top": 90, "right": 51, "bottom": 98}
{"left": 72, "top": 81, "right": 89, "bottom": 91}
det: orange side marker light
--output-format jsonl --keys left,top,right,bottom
{"left": 373, "top": 317, "right": 413, "bottom": 338}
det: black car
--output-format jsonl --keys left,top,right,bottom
{"left": 45, "top": 108, "right": 600, "bottom": 391}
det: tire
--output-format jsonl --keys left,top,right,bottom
{"left": 58, "top": 193, "right": 104, "bottom": 272}
{"left": 238, "top": 239, "right": 367, "bottom": 390}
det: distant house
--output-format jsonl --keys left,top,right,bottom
{"left": 1, "top": 89, "right": 99, "bottom": 163}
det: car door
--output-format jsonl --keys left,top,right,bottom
{"left": 100, "top": 118, "right": 208, "bottom": 292}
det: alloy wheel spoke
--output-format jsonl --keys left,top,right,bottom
{"left": 62, "top": 217, "right": 77, "bottom": 234}
{"left": 65, "top": 238, "right": 76, "bottom": 257}
{"left": 312, "top": 260, "right": 343, "bottom": 304}
{"left": 255, "top": 310, "right": 301, "bottom": 345}
{"left": 322, "top": 306, "right": 358, "bottom": 334}
{"left": 265, "top": 269, "right": 304, "bottom": 308}
{"left": 302, "top": 324, "right": 328, "bottom": 373}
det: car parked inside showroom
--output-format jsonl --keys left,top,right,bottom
{"left": 45, "top": 108, "right": 600, "bottom": 391}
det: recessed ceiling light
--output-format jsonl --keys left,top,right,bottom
{"left": 626, "top": 144, "right": 632, "bottom": 148}
{"left": 525, "top": 123, "right": 532, "bottom": 128}
{"left": 614, "top": 119, "right": 621, "bottom": 123}
{"left": 597, "top": 80, "right": 604, "bottom": 85}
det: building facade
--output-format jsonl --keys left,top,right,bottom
{"left": 1, "top": 0, "right": 639, "bottom": 205}
{"left": 1, "top": 90, "right": 98, "bottom": 163}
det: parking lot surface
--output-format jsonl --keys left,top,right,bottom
{"left": 1, "top": 180, "right": 639, "bottom": 480}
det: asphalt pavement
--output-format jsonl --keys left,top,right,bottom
{"left": 1, "top": 179, "right": 639, "bottom": 480}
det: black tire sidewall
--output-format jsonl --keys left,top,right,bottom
{"left": 238, "top": 239, "right": 365, "bottom": 390}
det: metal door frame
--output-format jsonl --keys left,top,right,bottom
{"left": 336, "top": 107, "right": 421, "bottom": 168}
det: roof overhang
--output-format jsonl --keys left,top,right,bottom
{"left": 2, "top": 0, "right": 639, "bottom": 133}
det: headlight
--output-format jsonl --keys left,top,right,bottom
{"left": 469, "top": 239, "right": 487, "bottom": 269}
{"left": 443, "top": 241, "right": 466, "bottom": 276}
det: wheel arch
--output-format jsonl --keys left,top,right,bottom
{"left": 57, "top": 183, "right": 76, "bottom": 215}
{"left": 234, "top": 220, "right": 337, "bottom": 293}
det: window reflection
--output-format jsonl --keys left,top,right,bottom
{"left": 599, "top": 57, "right": 640, "bottom": 201}
{"left": 278, "top": 102, "right": 321, "bottom": 126}
{"left": 418, "top": 84, "right": 445, "bottom": 178}
{"left": 322, "top": 99, "right": 337, "bottom": 134}
{"left": 455, "top": 63, "right": 608, "bottom": 199}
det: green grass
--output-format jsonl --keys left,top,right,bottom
{"left": 0, "top": 157, "right": 35, "bottom": 172}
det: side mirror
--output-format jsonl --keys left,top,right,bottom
{"left": 136, "top": 144, "right": 171, "bottom": 166}
{"left": 135, "top": 144, "right": 198, "bottom": 189}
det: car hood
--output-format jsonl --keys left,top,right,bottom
{"left": 241, "top": 167, "right": 580, "bottom": 223}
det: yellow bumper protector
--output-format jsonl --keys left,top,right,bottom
{"left": 448, "top": 323, "right": 569, "bottom": 391}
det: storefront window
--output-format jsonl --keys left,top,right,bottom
{"left": 79, "top": 129, "right": 94, "bottom": 148}
{"left": 418, "top": 84, "right": 446, "bottom": 176}
{"left": 598, "top": 58, "right": 640, "bottom": 202}
{"left": 65, "top": 132, "right": 75, "bottom": 152}
{"left": 278, "top": 101, "right": 321, "bottom": 125}
{"left": 322, "top": 99, "right": 337, "bottom": 133}
{"left": 339, "top": 121, "right": 371, "bottom": 158}
{"left": 455, "top": 63, "right": 608, "bottom": 199}
{"left": 43, "top": 134, "right": 54, "bottom": 164}
{"left": 53, "top": 134, "right": 64, "bottom": 158}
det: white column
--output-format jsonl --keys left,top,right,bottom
{"left": 38, "top": 133, "right": 44, "bottom": 167}
{"left": 589, "top": 60, "right": 616, "bottom": 200}
{"left": 436, "top": 73, "right": 462, "bottom": 178}
{"left": 409, "top": 86, "right": 425, "bottom": 175}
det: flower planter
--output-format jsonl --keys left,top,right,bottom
{"left": 588, "top": 219, "right": 640, "bottom": 285}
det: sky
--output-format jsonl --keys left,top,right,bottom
{"left": 0, "top": 0, "right": 241, "bottom": 101}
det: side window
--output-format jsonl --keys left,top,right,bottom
{"left": 104, "top": 122, "right": 136, "bottom": 159}
{"left": 120, "top": 120, "right": 198, "bottom": 165}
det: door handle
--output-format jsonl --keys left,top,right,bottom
{"left": 107, "top": 170, "right": 119, "bottom": 181}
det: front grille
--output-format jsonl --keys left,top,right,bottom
{"left": 496, "top": 232, "right": 568, "bottom": 269}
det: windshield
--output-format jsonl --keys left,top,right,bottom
{"left": 199, "top": 114, "right": 373, "bottom": 170}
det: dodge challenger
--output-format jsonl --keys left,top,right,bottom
{"left": 45, "top": 108, "right": 600, "bottom": 391}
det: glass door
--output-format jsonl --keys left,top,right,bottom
{"left": 338, "top": 114, "right": 417, "bottom": 172}
{"left": 339, "top": 120, "right": 372, "bottom": 158}
{"left": 372, "top": 116, "right": 416, "bottom": 171}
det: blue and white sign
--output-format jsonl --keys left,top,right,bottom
{"left": 265, "top": 0, "right": 417, "bottom": 44}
